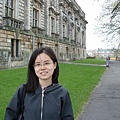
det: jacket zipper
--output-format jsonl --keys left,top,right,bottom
{"left": 41, "top": 89, "right": 45, "bottom": 120}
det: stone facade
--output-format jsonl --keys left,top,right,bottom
{"left": 0, "top": 0, "right": 87, "bottom": 69}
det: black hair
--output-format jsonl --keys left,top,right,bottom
{"left": 24, "top": 47, "right": 59, "bottom": 92}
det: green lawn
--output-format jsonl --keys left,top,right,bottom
{"left": 72, "top": 58, "right": 106, "bottom": 65}
{"left": 0, "top": 62, "right": 106, "bottom": 119}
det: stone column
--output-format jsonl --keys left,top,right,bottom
{"left": 59, "top": 4, "right": 63, "bottom": 39}
{"left": 24, "top": 0, "right": 30, "bottom": 30}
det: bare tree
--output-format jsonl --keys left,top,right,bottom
{"left": 111, "top": 1, "right": 120, "bottom": 19}
{"left": 94, "top": 0, "right": 120, "bottom": 48}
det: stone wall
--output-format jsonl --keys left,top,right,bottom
{"left": 0, "top": 0, "right": 87, "bottom": 69}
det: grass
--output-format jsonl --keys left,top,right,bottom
{"left": 0, "top": 62, "right": 106, "bottom": 119}
{"left": 0, "top": 68, "right": 27, "bottom": 119}
{"left": 72, "top": 58, "right": 106, "bottom": 65}
{"left": 59, "top": 63, "right": 106, "bottom": 119}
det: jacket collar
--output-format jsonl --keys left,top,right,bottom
{"left": 35, "top": 83, "right": 62, "bottom": 93}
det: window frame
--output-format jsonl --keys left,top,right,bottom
{"left": 11, "top": 39, "right": 20, "bottom": 58}
{"left": 51, "top": 17, "right": 55, "bottom": 33}
{"left": 63, "top": 25, "right": 65, "bottom": 37}
{"left": 5, "top": 0, "right": 14, "bottom": 17}
{"left": 33, "top": 8, "right": 39, "bottom": 27}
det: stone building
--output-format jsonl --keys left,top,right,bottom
{"left": 0, "top": 0, "right": 87, "bottom": 69}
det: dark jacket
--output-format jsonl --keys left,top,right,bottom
{"left": 4, "top": 83, "right": 74, "bottom": 120}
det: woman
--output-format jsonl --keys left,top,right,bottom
{"left": 4, "top": 47, "right": 74, "bottom": 120}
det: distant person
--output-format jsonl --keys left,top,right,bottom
{"left": 4, "top": 47, "right": 74, "bottom": 120}
{"left": 106, "top": 57, "right": 109, "bottom": 67}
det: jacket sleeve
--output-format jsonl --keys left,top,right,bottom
{"left": 60, "top": 91, "right": 74, "bottom": 120}
{"left": 4, "top": 85, "right": 23, "bottom": 120}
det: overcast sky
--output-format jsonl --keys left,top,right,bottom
{"left": 76, "top": 0, "right": 109, "bottom": 50}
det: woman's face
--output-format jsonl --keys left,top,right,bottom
{"left": 34, "top": 53, "right": 56, "bottom": 82}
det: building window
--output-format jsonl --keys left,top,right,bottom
{"left": 11, "top": 39, "right": 20, "bottom": 57}
{"left": 82, "top": 31, "right": 84, "bottom": 43}
{"left": 50, "top": 0, "right": 55, "bottom": 7}
{"left": 77, "top": 29, "right": 79, "bottom": 42}
{"left": 5, "top": 0, "right": 14, "bottom": 17}
{"left": 51, "top": 17, "right": 54, "bottom": 33}
{"left": 16, "top": 39, "right": 19, "bottom": 57}
{"left": 63, "top": 25, "right": 65, "bottom": 37}
{"left": 73, "top": 48, "right": 75, "bottom": 58}
{"left": 66, "top": 47, "right": 68, "bottom": 58}
{"left": 33, "top": 8, "right": 38, "bottom": 27}
{"left": 70, "top": 28, "right": 72, "bottom": 40}
{"left": 11, "top": 39, "right": 14, "bottom": 57}
{"left": 38, "top": 42, "right": 43, "bottom": 48}
{"left": 78, "top": 49, "right": 80, "bottom": 56}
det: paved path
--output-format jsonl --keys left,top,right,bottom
{"left": 77, "top": 61, "right": 120, "bottom": 120}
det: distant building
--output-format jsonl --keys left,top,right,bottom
{"left": 0, "top": 0, "right": 87, "bottom": 69}
{"left": 95, "top": 49, "right": 114, "bottom": 58}
{"left": 86, "top": 49, "right": 95, "bottom": 57}
{"left": 86, "top": 48, "right": 119, "bottom": 60}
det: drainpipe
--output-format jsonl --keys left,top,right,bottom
{"left": 32, "top": 33, "right": 35, "bottom": 52}
{"left": 30, "top": 31, "right": 35, "bottom": 52}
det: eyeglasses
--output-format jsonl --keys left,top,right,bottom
{"left": 33, "top": 61, "right": 53, "bottom": 69}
